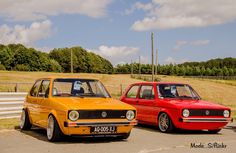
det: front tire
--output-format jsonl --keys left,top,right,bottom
{"left": 158, "top": 112, "right": 174, "bottom": 133}
{"left": 20, "top": 109, "right": 32, "bottom": 130}
{"left": 47, "top": 115, "right": 62, "bottom": 142}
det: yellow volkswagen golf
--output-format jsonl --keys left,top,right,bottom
{"left": 20, "top": 77, "right": 137, "bottom": 141}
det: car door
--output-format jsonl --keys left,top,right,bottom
{"left": 26, "top": 80, "right": 41, "bottom": 124}
{"left": 37, "top": 80, "right": 51, "bottom": 128}
{"left": 120, "top": 85, "right": 141, "bottom": 119}
{"left": 136, "top": 85, "right": 158, "bottom": 124}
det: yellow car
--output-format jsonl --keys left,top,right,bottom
{"left": 20, "top": 77, "right": 137, "bottom": 141}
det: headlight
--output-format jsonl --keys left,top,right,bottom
{"left": 69, "top": 110, "right": 79, "bottom": 121}
{"left": 126, "top": 110, "right": 135, "bottom": 121}
{"left": 182, "top": 109, "right": 190, "bottom": 117}
{"left": 223, "top": 110, "right": 230, "bottom": 118}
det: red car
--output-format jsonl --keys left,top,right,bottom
{"left": 120, "top": 82, "right": 232, "bottom": 133}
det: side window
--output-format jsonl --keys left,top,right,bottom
{"left": 30, "top": 80, "right": 41, "bottom": 97}
{"left": 126, "top": 85, "right": 139, "bottom": 98}
{"left": 38, "top": 80, "right": 50, "bottom": 98}
{"left": 139, "top": 85, "right": 155, "bottom": 99}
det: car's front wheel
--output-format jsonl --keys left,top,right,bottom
{"left": 158, "top": 112, "right": 174, "bottom": 133}
{"left": 20, "top": 109, "right": 32, "bottom": 130}
{"left": 47, "top": 115, "right": 62, "bottom": 142}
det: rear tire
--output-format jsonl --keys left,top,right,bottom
{"left": 158, "top": 112, "right": 174, "bottom": 133}
{"left": 208, "top": 129, "right": 221, "bottom": 134}
{"left": 47, "top": 115, "right": 62, "bottom": 142}
{"left": 20, "top": 109, "right": 32, "bottom": 130}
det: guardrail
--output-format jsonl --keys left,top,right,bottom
{"left": 0, "top": 92, "right": 26, "bottom": 119}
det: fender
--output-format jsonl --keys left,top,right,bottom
{"left": 48, "top": 109, "right": 68, "bottom": 135}
{"left": 157, "top": 107, "right": 179, "bottom": 128}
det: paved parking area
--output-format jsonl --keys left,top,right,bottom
{"left": 0, "top": 123, "right": 236, "bottom": 153}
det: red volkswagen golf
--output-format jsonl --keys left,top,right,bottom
{"left": 120, "top": 82, "right": 232, "bottom": 133}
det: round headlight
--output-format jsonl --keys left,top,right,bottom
{"left": 223, "top": 110, "right": 230, "bottom": 118}
{"left": 182, "top": 109, "right": 190, "bottom": 117}
{"left": 69, "top": 110, "right": 79, "bottom": 121}
{"left": 126, "top": 110, "right": 135, "bottom": 121}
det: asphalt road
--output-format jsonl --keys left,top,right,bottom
{"left": 0, "top": 122, "right": 236, "bottom": 153}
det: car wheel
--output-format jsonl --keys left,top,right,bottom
{"left": 158, "top": 112, "right": 174, "bottom": 133}
{"left": 47, "top": 115, "right": 62, "bottom": 142}
{"left": 208, "top": 129, "right": 221, "bottom": 134}
{"left": 20, "top": 109, "right": 32, "bottom": 130}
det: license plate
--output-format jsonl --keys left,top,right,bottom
{"left": 90, "top": 126, "right": 117, "bottom": 134}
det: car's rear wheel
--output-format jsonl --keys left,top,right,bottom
{"left": 47, "top": 115, "right": 62, "bottom": 142}
{"left": 208, "top": 129, "right": 221, "bottom": 134}
{"left": 20, "top": 109, "right": 32, "bottom": 130}
{"left": 158, "top": 112, "right": 174, "bottom": 133}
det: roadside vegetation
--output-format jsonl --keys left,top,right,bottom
{"left": 0, "top": 44, "right": 113, "bottom": 73}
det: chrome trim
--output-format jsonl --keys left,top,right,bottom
{"left": 182, "top": 118, "right": 231, "bottom": 123}
{"left": 67, "top": 121, "right": 137, "bottom": 127}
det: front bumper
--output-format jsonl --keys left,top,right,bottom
{"left": 180, "top": 117, "right": 232, "bottom": 123}
{"left": 62, "top": 120, "right": 137, "bottom": 135}
{"left": 176, "top": 117, "right": 232, "bottom": 130}
{"left": 64, "top": 120, "right": 137, "bottom": 127}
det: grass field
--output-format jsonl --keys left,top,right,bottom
{"left": 0, "top": 71, "right": 235, "bottom": 129}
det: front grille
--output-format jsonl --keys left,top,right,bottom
{"left": 189, "top": 109, "right": 225, "bottom": 116}
{"left": 76, "top": 110, "right": 129, "bottom": 119}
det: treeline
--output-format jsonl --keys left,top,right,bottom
{"left": 0, "top": 44, "right": 113, "bottom": 73}
{"left": 114, "top": 58, "right": 236, "bottom": 76}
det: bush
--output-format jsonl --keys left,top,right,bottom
{"left": 13, "top": 64, "right": 30, "bottom": 71}
{"left": 0, "top": 64, "right": 6, "bottom": 70}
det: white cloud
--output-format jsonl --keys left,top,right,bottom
{"left": 165, "top": 57, "right": 188, "bottom": 64}
{"left": 173, "top": 39, "right": 210, "bottom": 51}
{"left": 89, "top": 45, "right": 140, "bottom": 65}
{"left": 0, "top": 20, "right": 52, "bottom": 46}
{"left": 0, "top": 0, "right": 112, "bottom": 21}
{"left": 130, "top": 0, "right": 236, "bottom": 31}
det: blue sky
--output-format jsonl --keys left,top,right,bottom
{"left": 0, "top": 0, "right": 235, "bottom": 65}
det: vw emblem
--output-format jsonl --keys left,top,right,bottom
{"left": 205, "top": 110, "right": 210, "bottom": 115}
{"left": 101, "top": 111, "right": 107, "bottom": 118}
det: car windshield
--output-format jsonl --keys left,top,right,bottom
{"left": 157, "top": 84, "right": 200, "bottom": 100}
{"left": 52, "top": 79, "right": 110, "bottom": 98}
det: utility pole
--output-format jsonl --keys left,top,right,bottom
{"left": 131, "top": 60, "right": 133, "bottom": 75}
{"left": 151, "top": 32, "right": 154, "bottom": 82}
{"left": 155, "top": 48, "right": 158, "bottom": 75}
{"left": 71, "top": 49, "right": 73, "bottom": 73}
{"left": 139, "top": 55, "right": 141, "bottom": 76}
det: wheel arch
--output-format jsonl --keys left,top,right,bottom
{"left": 157, "top": 109, "right": 176, "bottom": 128}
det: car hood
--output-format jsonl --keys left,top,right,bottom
{"left": 52, "top": 97, "right": 135, "bottom": 110}
{"left": 164, "top": 99, "right": 229, "bottom": 110}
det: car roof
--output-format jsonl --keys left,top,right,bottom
{"left": 131, "top": 82, "right": 189, "bottom": 86}
{"left": 35, "top": 76, "right": 99, "bottom": 81}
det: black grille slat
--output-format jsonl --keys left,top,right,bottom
{"left": 189, "top": 109, "right": 224, "bottom": 116}
{"left": 78, "top": 110, "right": 127, "bottom": 119}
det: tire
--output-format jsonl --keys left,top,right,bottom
{"left": 47, "top": 115, "right": 63, "bottom": 142}
{"left": 117, "top": 132, "right": 131, "bottom": 140}
{"left": 208, "top": 129, "right": 221, "bottom": 134}
{"left": 158, "top": 112, "right": 174, "bottom": 133}
{"left": 20, "top": 109, "right": 32, "bottom": 130}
